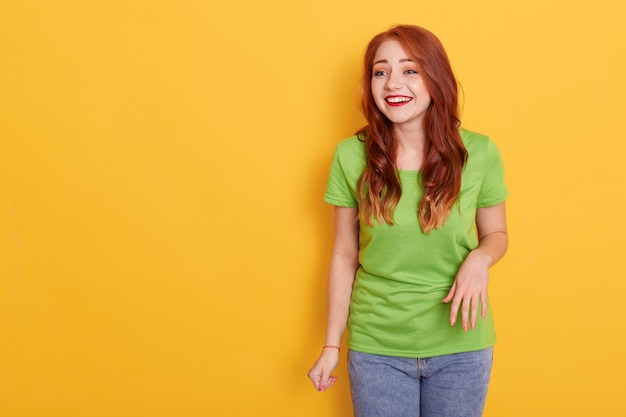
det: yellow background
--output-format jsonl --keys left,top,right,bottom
{"left": 1, "top": 0, "right": 625, "bottom": 416}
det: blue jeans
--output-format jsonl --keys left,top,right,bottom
{"left": 348, "top": 347, "right": 493, "bottom": 417}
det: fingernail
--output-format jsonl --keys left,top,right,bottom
{"left": 463, "top": 323, "right": 468, "bottom": 332}
{"left": 471, "top": 320, "right": 476, "bottom": 329}
{"left": 321, "top": 386, "right": 326, "bottom": 392}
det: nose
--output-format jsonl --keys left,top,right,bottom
{"left": 385, "top": 72, "right": 402, "bottom": 90}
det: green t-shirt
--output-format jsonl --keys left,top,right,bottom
{"left": 324, "top": 129, "right": 508, "bottom": 357}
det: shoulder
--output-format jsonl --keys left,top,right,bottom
{"left": 461, "top": 128, "right": 492, "bottom": 152}
{"left": 332, "top": 135, "right": 367, "bottom": 171}
{"left": 460, "top": 128, "right": 508, "bottom": 204}
{"left": 335, "top": 135, "right": 366, "bottom": 156}
{"left": 460, "top": 128, "right": 502, "bottom": 163}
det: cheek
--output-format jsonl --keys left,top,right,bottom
{"left": 370, "top": 81, "right": 381, "bottom": 95}
{"left": 370, "top": 87, "right": 385, "bottom": 105}
{"left": 372, "top": 96, "right": 387, "bottom": 112}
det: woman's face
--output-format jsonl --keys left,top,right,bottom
{"left": 371, "top": 40, "right": 432, "bottom": 130}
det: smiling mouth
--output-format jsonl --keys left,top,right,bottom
{"left": 385, "top": 96, "right": 413, "bottom": 106}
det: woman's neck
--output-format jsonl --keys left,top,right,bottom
{"left": 393, "top": 125, "right": 426, "bottom": 171}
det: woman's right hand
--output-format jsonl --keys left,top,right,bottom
{"left": 308, "top": 207, "right": 358, "bottom": 392}
{"left": 307, "top": 348, "right": 340, "bottom": 392}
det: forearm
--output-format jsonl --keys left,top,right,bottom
{"left": 324, "top": 253, "right": 359, "bottom": 346}
{"left": 444, "top": 203, "right": 508, "bottom": 329}
{"left": 471, "top": 230, "right": 508, "bottom": 268}
{"left": 472, "top": 202, "right": 508, "bottom": 268}
{"left": 320, "top": 206, "right": 359, "bottom": 347}
{"left": 308, "top": 252, "right": 357, "bottom": 393}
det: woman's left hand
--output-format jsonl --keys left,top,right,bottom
{"left": 442, "top": 250, "right": 491, "bottom": 331}
{"left": 444, "top": 202, "right": 509, "bottom": 331}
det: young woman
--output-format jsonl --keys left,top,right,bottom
{"left": 307, "top": 25, "right": 508, "bottom": 417}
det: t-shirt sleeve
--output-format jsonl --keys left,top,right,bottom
{"left": 476, "top": 139, "right": 508, "bottom": 208}
{"left": 323, "top": 146, "right": 359, "bottom": 208}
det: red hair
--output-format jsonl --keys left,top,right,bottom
{"left": 356, "top": 25, "right": 467, "bottom": 233}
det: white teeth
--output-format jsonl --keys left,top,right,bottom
{"left": 386, "top": 97, "right": 411, "bottom": 103}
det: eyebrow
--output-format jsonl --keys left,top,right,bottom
{"left": 373, "top": 58, "right": 414, "bottom": 65}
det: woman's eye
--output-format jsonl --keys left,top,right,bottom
{"left": 373, "top": 70, "right": 387, "bottom": 77}
{"left": 405, "top": 69, "right": 418, "bottom": 75}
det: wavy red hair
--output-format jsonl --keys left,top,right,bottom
{"left": 356, "top": 25, "right": 467, "bottom": 233}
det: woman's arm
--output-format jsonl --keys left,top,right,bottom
{"left": 308, "top": 206, "right": 359, "bottom": 392}
{"left": 443, "top": 201, "right": 508, "bottom": 331}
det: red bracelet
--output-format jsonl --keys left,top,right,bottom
{"left": 323, "top": 345, "right": 341, "bottom": 352}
